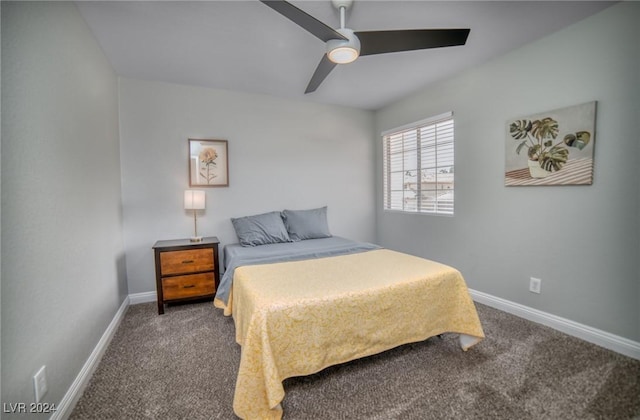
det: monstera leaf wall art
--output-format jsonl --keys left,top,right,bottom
{"left": 505, "top": 101, "right": 596, "bottom": 186}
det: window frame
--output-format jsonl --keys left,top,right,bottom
{"left": 382, "top": 112, "right": 455, "bottom": 216}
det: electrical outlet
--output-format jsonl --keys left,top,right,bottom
{"left": 33, "top": 365, "right": 48, "bottom": 403}
{"left": 529, "top": 277, "right": 542, "bottom": 294}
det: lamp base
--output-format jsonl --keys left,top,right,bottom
{"left": 190, "top": 236, "right": 203, "bottom": 243}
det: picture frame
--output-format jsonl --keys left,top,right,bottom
{"left": 505, "top": 101, "right": 596, "bottom": 186}
{"left": 188, "top": 139, "right": 229, "bottom": 187}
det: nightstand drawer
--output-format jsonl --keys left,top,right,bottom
{"left": 162, "top": 272, "right": 215, "bottom": 300}
{"left": 160, "top": 248, "right": 214, "bottom": 275}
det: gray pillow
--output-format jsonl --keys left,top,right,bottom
{"left": 282, "top": 206, "right": 332, "bottom": 241}
{"left": 231, "top": 211, "right": 292, "bottom": 247}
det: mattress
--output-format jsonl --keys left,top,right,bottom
{"left": 214, "top": 236, "right": 380, "bottom": 314}
{"left": 218, "top": 243, "right": 484, "bottom": 419}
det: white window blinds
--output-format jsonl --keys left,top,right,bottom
{"left": 382, "top": 112, "right": 454, "bottom": 215}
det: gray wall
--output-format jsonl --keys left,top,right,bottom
{"left": 118, "top": 78, "right": 376, "bottom": 294}
{"left": 1, "top": 1, "right": 126, "bottom": 413}
{"left": 375, "top": 2, "right": 640, "bottom": 342}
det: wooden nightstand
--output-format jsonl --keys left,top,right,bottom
{"left": 152, "top": 237, "right": 220, "bottom": 315}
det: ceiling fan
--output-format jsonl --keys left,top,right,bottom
{"left": 259, "top": 0, "right": 470, "bottom": 94}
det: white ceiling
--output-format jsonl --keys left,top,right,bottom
{"left": 76, "top": 1, "right": 614, "bottom": 110}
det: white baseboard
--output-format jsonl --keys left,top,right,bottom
{"left": 469, "top": 288, "right": 640, "bottom": 360}
{"left": 129, "top": 291, "right": 156, "bottom": 305}
{"left": 53, "top": 292, "right": 154, "bottom": 418}
{"left": 52, "top": 296, "right": 130, "bottom": 420}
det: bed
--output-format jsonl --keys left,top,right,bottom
{"left": 214, "top": 235, "right": 484, "bottom": 419}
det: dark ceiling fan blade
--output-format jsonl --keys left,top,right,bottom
{"left": 305, "top": 55, "right": 338, "bottom": 94}
{"left": 260, "top": 0, "right": 347, "bottom": 43}
{"left": 356, "top": 29, "right": 470, "bottom": 56}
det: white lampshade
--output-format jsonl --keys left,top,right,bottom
{"left": 184, "top": 190, "right": 205, "bottom": 210}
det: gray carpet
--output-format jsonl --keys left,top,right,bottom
{"left": 70, "top": 301, "right": 640, "bottom": 419}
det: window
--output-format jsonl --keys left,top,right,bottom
{"left": 382, "top": 112, "right": 454, "bottom": 215}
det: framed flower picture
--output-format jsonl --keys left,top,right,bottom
{"left": 188, "top": 139, "right": 229, "bottom": 187}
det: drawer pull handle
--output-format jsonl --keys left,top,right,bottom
{"left": 183, "top": 285, "right": 196, "bottom": 289}
{"left": 182, "top": 260, "right": 194, "bottom": 264}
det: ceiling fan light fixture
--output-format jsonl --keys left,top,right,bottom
{"left": 326, "top": 28, "right": 360, "bottom": 64}
{"left": 328, "top": 46, "right": 358, "bottom": 64}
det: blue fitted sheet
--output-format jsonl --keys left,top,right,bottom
{"left": 215, "top": 236, "right": 380, "bottom": 306}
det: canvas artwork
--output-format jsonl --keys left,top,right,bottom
{"left": 505, "top": 101, "right": 596, "bottom": 186}
{"left": 189, "top": 139, "right": 229, "bottom": 187}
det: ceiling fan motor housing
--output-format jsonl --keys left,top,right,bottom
{"left": 326, "top": 28, "right": 361, "bottom": 64}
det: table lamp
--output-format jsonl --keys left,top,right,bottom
{"left": 184, "top": 190, "right": 205, "bottom": 242}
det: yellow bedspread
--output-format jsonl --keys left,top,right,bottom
{"left": 225, "top": 249, "right": 484, "bottom": 419}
